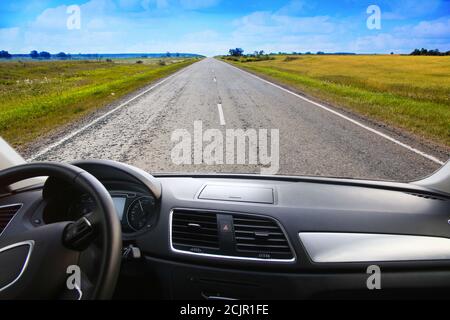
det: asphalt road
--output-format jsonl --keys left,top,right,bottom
{"left": 32, "top": 58, "right": 445, "bottom": 181}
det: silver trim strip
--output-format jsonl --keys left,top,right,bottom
{"left": 81, "top": 217, "right": 92, "bottom": 228}
{"left": 169, "top": 208, "right": 296, "bottom": 263}
{"left": 75, "top": 283, "right": 83, "bottom": 300}
{"left": 299, "top": 232, "right": 450, "bottom": 263}
{"left": 0, "top": 203, "right": 23, "bottom": 239}
{"left": 0, "top": 240, "right": 34, "bottom": 292}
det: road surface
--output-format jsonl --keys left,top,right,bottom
{"left": 31, "top": 58, "right": 445, "bottom": 181}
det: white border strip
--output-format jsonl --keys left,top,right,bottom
{"left": 27, "top": 63, "right": 195, "bottom": 161}
{"left": 219, "top": 60, "right": 444, "bottom": 165}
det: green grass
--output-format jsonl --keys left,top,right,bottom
{"left": 222, "top": 55, "right": 450, "bottom": 148}
{"left": 0, "top": 58, "right": 199, "bottom": 148}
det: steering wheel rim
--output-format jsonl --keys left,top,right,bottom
{"left": 0, "top": 162, "right": 122, "bottom": 300}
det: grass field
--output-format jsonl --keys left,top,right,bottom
{"left": 0, "top": 57, "right": 198, "bottom": 148}
{"left": 223, "top": 55, "right": 450, "bottom": 148}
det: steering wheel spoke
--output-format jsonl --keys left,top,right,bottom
{"left": 63, "top": 215, "right": 97, "bottom": 251}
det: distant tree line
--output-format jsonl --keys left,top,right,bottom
{"left": 226, "top": 48, "right": 273, "bottom": 62}
{"left": 410, "top": 48, "right": 450, "bottom": 56}
{"left": 0, "top": 50, "right": 12, "bottom": 59}
{"left": 227, "top": 49, "right": 359, "bottom": 57}
{"left": 0, "top": 50, "right": 73, "bottom": 60}
{"left": 29, "top": 50, "right": 71, "bottom": 60}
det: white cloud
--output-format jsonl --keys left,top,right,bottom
{"left": 396, "top": 18, "right": 450, "bottom": 38}
{"left": 179, "top": 0, "right": 220, "bottom": 10}
{"left": 276, "top": 0, "right": 306, "bottom": 16}
{"left": 141, "top": 0, "right": 169, "bottom": 10}
{"left": 228, "top": 10, "right": 345, "bottom": 54}
{"left": 0, "top": 28, "right": 21, "bottom": 51}
{"left": 348, "top": 17, "right": 450, "bottom": 53}
{"left": 233, "top": 11, "right": 337, "bottom": 37}
{"left": 349, "top": 30, "right": 450, "bottom": 54}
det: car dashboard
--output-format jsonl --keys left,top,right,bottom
{"left": 1, "top": 160, "right": 450, "bottom": 299}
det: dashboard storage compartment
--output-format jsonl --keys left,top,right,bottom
{"left": 198, "top": 185, "right": 274, "bottom": 204}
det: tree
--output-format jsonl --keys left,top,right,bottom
{"left": 229, "top": 48, "right": 244, "bottom": 57}
{"left": 30, "top": 50, "right": 39, "bottom": 59}
{"left": 0, "top": 50, "right": 12, "bottom": 59}
{"left": 56, "top": 52, "right": 68, "bottom": 60}
{"left": 39, "top": 51, "right": 51, "bottom": 59}
{"left": 410, "top": 48, "right": 447, "bottom": 56}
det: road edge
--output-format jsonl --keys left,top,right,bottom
{"left": 22, "top": 60, "right": 200, "bottom": 161}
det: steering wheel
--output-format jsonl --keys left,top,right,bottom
{"left": 0, "top": 162, "right": 122, "bottom": 300}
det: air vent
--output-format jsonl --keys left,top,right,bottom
{"left": 406, "top": 192, "right": 448, "bottom": 201}
{"left": 0, "top": 204, "right": 21, "bottom": 234}
{"left": 233, "top": 215, "right": 294, "bottom": 260}
{"left": 171, "top": 210, "right": 219, "bottom": 254}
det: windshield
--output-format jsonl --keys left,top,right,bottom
{"left": 0, "top": 0, "right": 448, "bottom": 182}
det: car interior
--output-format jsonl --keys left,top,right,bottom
{"left": 1, "top": 0, "right": 450, "bottom": 304}
{"left": 1, "top": 139, "right": 450, "bottom": 300}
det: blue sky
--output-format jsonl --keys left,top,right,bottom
{"left": 1, "top": 0, "right": 449, "bottom": 56}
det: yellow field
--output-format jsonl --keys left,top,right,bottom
{"left": 225, "top": 55, "right": 450, "bottom": 147}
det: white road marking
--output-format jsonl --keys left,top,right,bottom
{"left": 213, "top": 77, "right": 217, "bottom": 83}
{"left": 217, "top": 104, "right": 226, "bottom": 126}
{"left": 27, "top": 64, "right": 195, "bottom": 161}
{"left": 220, "top": 60, "right": 445, "bottom": 165}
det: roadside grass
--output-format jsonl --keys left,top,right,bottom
{"left": 222, "top": 55, "right": 450, "bottom": 148}
{"left": 0, "top": 58, "right": 199, "bottom": 148}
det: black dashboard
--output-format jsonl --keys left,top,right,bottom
{"left": 2, "top": 160, "right": 450, "bottom": 299}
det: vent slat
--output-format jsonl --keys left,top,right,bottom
{"left": 173, "top": 226, "right": 218, "bottom": 234}
{"left": 233, "top": 215, "right": 293, "bottom": 260}
{"left": 172, "top": 236, "right": 218, "bottom": 246}
{"left": 172, "top": 210, "right": 219, "bottom": 253}
{"left": 173, "top": 230, "right": 218, "bottom": 240}
{"left": 233, "top": 224, "right": 280, "bottom": 230}
{"left": 237, "top": 243, "right": 290, "bottom": 249}
{"left": 235, "top": 230, "right": 284, "bottom": 237}
{"left": 172, "top": 243, "right": 220, "bottom": 251}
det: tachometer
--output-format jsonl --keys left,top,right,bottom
{"left": 126, "top": 196, "right": 156, "bottom": 231}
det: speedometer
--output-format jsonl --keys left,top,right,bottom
{"left": 126, "top": 196, "right": 156, "bottom": 231}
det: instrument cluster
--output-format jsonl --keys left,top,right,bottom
{"left": 69, "top": 191, "right": 158, "bottom": 234}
